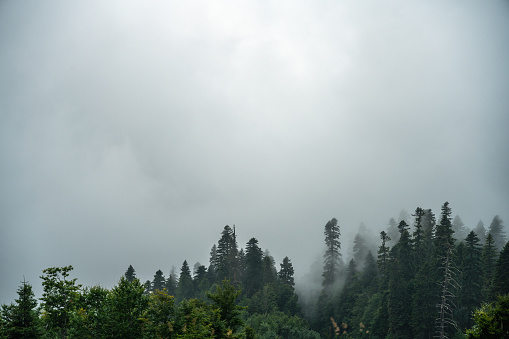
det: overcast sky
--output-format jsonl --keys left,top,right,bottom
{"left": 1, "top": 0, "right": 508, "bottom": 303}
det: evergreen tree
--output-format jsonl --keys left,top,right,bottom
{"left": 0, "top": 279, "right": 40, "bottom": 338}
{"left": 377, "top": 230, "right": 391, "bottom": 281}
{"left": 322, "top": 218, "right": 342, "bottom": 290}
{"left": 278, "top": 256, "right": 295, "bottom": 287}
{"left": 474, "top": 220, "right": 487, "bottom": 244}
{"left": 177, "top": 260, "right": 194, "bottom": 301}
{"left": 124, "top": 265, "right": 136, "bottom": 282}
{"left": 489, "top": 215, "right": 506, "bottom": 252}
{"left": 457, "top": 231, "right": 483, "bottom": 329}
{"left": 436, "top": 245, "right": 460, "bottom": 339}
{"left": 387, "top": 221, "right": 414, "bottom": 338}
{"left": 215, "top": 225, "right": 240, "bottom": 284}
{"left": 362, "top": 251, "right": 378, "bottom": 293}
{"left": 165, "top": 266, "right": 178, "bottom": 297}
{"left": 481, "top": 233, "right": 497, "bottom": 300}
{"left": 206, "top": 279, "right": 245, "bottom": 336}
{"left": 193, "top": 264, "right": 209, "bottom": 297}
{"left": 106, "top": 276, "right": 147, "bottom": 338}
{"left": 208, "top": 244, "right": 218, "bottom": 285}
{"left": 143, "top": 280, "right": 151, "bottom": 296}
{"left": 491, "top": 241, "right": 509, "bottom": 296}
{"left": 262, "top": 250, "right": 278, "bottom": 286}
{"left": 243, "top": 237, "right": 263, "bottom": 297}
{"left": 151, "top": 269, "right": 166, "bottom": 292}
{"left": 435, "top": 201, "right": 455, "bottom": 258}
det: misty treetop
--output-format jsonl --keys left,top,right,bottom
{"left": 1, "top": 202, "right": 508, "bottom": 338}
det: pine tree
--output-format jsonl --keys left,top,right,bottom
{"left": 165, "top": 266, "right": 178, "bottom": 296}
{"left": 322, "top": 218, "right": 342, "bottom": 290}
{"left": 208, "top": 244, "right": 218, "bottom": 286}
{"left": 124, "top": 265, "right": 136, "bottom": 282}
{"left": 177, "top": 260, "right": 194, "bottom": 301}
{"left": 243, "top": 237, "right": 263, "bottom": 297}
{"left": 435, "top": 202, "right": 455, "bottom": 258}
{"left": 377, "top": 230, "right": 391, "bottom": 281}
{"left": 457, "top": 231, "right": 483, "bottom": 329}
{"left": 152, "top": 269, "right": 166, "bottom": 292}
{"left": 387, "top": 222, "right": 413, "bottom": 338}
{"left": 488, "top": 215, "right": 506, "bottom": 253}
{"left": 0, "top": 279, "right": 40, "bottom": 338}
{"left": 278, "top": 256, "right": 295, "bottom": 287}
{"left": 481, "top": 233, "right": 497, "bottom": 300}
{"left": 491, "top": 241, "right": 509, "bottom": 296}
{"left": 262, "top": 250, "right": 278, "bottom": 286}
{"left": 362, "top": 251, "right": 378, "bottom": 293}
{"left": 216, "top": 225, "right": 240, "bottom": 284}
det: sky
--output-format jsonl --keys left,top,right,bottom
{"left": 1, "top": 0, "right": 508, "bottom": 303}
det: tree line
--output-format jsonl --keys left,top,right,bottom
{"left": 1, "top": 201, "right": 508, "bottom": 338}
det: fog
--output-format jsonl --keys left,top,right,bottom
{"left": 1, "top": 0, "right": 508, "bottom": 303}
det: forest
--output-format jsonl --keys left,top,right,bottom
{"left": 1, "top": 202, "right": 508, "bottom": 338}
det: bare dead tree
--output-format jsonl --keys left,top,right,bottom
{"left": 435, "top": 245, "right": 460, "bottom": 339}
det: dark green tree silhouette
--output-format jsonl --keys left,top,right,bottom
{"left": 177, "top": 260, "right": 194, "bottom": 301}
{"left": 243, "top": 237, "right": 263, "bottom": 297}
{"left": 278, "top": 256, "right": 295, "bottom": 287}
{"left": 322, "top": 218, "right": 342, "bottom": 290}
{"left": 151, "top": 269, "right": 165, "bottom": 292}
{"left": 124, "top": 265, "right": 136, "bottom": 282}
{"left": 0, "top": 279, "right": 40, "bottom": 338}
{"left": 492, "top": 241, "right": 509, "bottom": 296}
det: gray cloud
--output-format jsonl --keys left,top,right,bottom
{"left": 1, "top": 0, "right": 508, "bottom": 302}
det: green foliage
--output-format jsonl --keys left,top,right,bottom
{"left": 207, "top": 279, "right": 245, "bottom": 335}
{"left": 465, "top": 294, "right": 509, "bottom": 338}
{"left": 0, "top": 280, "right": 40, "bottom": 338}
{"left": 68, "top": 285, "right": 109, "bottom": 338}
{"left": 106, "top": 276, "right": 147, "bottom": 338}
{"left": 40, "top": 266, "right": 81, "bottom": 339}
{"left": 323, "top": 218, "right": 342, "bottom": 290}
{"left": 245, "top": 311, "right": 320, "bottom": 339}
{"left": 492, "top": 241, "right": 509, "bottom": 296}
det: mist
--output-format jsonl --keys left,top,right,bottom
{"left": 1, "top": 0, "right": 508, "bottom": 304}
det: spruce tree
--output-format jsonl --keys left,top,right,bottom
{"left": 124, "top": 265, "right": 136, "bottom": 282}
{"left": 216, "top": 225, "right": 240, "bottom": 284}
{"left": 322, "top": 218, "right": 342, "bottom": 290}
{"left": 177, "top": 260, "right": 194, "bottom": 301}
{"left": 481, "top": 233, "right": 497, "bottom": 300}
{"left": 278, "top": 256, "right": 295, "bottom": 287}
{"left": 165, "top": 266, "right": 178, "bottom": 296}
{"left": 0, "top": 279, "right": 40, "bottom": 338}
{"left": 457, "top": 231, "right": 483, "bottom": 329}
{"left": 491, "top": 241, "right": 509, "bottom": 296}
{"left": 387, "top": 221, "right": 413, "bottom": 338}
{"left": 262, "top": 250, "right": 278, "bottom": 286}
{"left": 243, "top": 237, "right": 263, "bottom": 297}
{"left": 435, "top": 202, "right": 455, "bottom": 258}
{"left": 152, "top": 269, "right": 166, "bottom": 292}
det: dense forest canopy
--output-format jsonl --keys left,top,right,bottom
{"left": 1, "top": 202, "right": 508, "bottom": 338}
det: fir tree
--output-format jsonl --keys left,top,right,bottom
{"left": 457, "top": 231, "right": 483, "bottom": 329}
{"left": 0, "top": 279, "right": 40, "bottom": 338}
{"left": 452, "top": 215, "right": 468, "bottom": 244}
{"left": 177, "top": 260, "right": 194, "bottom": 301}
{"left": 243, "top": 237, "right": 263, "bottom": 297}
{"left": 278, "top": 256, "right": 295, "bottom": 287}
{"left": 491, "top": 241, "right": 509, "bottom": 296}
{"left": 151, "top": 269, "right": 165, "bottom": 292}
{"left": 124, "top": 265, "right": 136, "bottom": 282}
{"left": 165, "top": 266, "right": 178, "bottom": 297}
{"left": 481, "top": 233, "right": 497, "bottom": 300}
{"left": 322, "top": 218, "right": 342, "bottom": 290}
